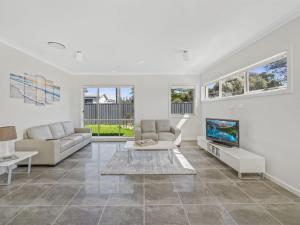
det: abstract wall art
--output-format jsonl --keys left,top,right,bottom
{"left": 10, "top": 73, "right": 61, "bottom": 106}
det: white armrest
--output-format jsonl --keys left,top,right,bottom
{"left": 15, "top": 139, "right": 60, "bottom": 165}
{"left": 135, "top": 126, "right": 142, "bottom": 140}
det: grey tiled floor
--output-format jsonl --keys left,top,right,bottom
{"left": 0, "top": 142, "right": 300, "bottom": 225}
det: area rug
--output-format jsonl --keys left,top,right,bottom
{"left": 101, "top": 149, "right": 197, "bottom": 175}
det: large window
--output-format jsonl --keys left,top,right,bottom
{"left": 170, "top": 86, "right": 195, "bottom": 115}
{"left": 83, "top": 86, "right": 134, "bottom": 137}
{"left": 202, "top": 52, "right": 288, "bottom": 101}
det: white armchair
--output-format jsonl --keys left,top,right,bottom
{"left": 135, "top": 119, "right": 181, "bottom": 146}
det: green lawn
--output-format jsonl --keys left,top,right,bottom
{"left": 85, "top": 124, "right": 134, "bottom": 137}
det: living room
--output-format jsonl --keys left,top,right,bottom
{"left": 0, "top": 1, "right": 300, "bottom": 225}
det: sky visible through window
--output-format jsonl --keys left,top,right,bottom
{"left": 85, "top": 87, "right": 132, "bottom": 100}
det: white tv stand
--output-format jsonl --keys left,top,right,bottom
{"left": 197, "top": 136, "right": 265, "bottom": 179}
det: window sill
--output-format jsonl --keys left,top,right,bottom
{"left": 201, "top": 87, "right": 292, "bottom": 102}
{"left": 169, "top": 113, "right": 196, "bottom": 118}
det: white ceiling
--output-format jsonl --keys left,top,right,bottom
{"left": 1, "top": 0, "right": 300, "bottom": 75}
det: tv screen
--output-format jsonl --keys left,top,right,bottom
{"left": 206, "top": 118, "right": 239, "bottom": 147}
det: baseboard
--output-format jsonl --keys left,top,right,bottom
{"left": 265, "top": 173, "right": 300, "bottom": 197}
{"left": 92, "top": 137, "right": 134, "bottom": 142}
{"left": 92, "top": 137, "right": 197, "bottom": 142}
{"left": 182, "top": 137, "right": 197, "bottom": 141}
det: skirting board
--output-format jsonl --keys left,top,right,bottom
{"left": 92, "top": 137, "right": 134, "bottom": 142}
{"left": 92, "top": 137, "right": 197, "bottom": 142}
{"left": 265, "top": 173, "right": 300, "bottom": 197}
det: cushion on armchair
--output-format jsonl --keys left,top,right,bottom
{"left": 142, "top": 132, "right": 158, "bottom": 141}
{"left": 158, "top": 132, "right": 175, "bottom": 141}
{"left": 141, "top": 120, "right": 156, "bottom": 133}
{"left": 156, "top": 120, "right": 171, "bottom": 132}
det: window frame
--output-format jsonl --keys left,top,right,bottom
{"left": 201, "top": 51, "right": 292, "bottom": 102}
{"left": 81, "top": 85, "right": 136, "bottom": 129}
{"left": 169, "top": 85, "right": 196, "bottom": 117}
{"left": 220, "top": 72, "right": 246, "bottom": 97}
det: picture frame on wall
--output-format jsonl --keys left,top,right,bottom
{"left": 35, "top": 75, "right": 46, "bottom": 106}
{"left": 24, "top": 73, "right": 36, "bottom": 104}
{"left": 10, "top": 73, "right": 24, "bottom": 98}
{"left": 46, "top": 80, "right": 54, "bottom": 104}
{"left": 10, "top": 73, "right": 61, "bottom": 106}
{"left": 53, "top": 85, "right": 60, "bottom": 102}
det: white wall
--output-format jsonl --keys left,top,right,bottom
{"left": 71, "top": 75, "right": 201, "bottom": 140}
{"left": 0, "top": 42, "right": 73, "bottom": 142}
{"left": 200, "top": 17, "right": 300, "bottom": 195}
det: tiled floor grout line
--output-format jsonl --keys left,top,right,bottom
{"left": 228, "top": 181, "right": 285, "bottom": 225}
{"left": 96, "top": 142, "right": 112, "bottom": 225}
{"left": 96, "top": 191, "right": 111, "bottom": 225}
{"left": 4, "top": 183, "right": 55, "bottom": 225}
{"left": 5, "top": 205, "right": 27, "bottom": 225}
{"left": 50, "top": 184, "right": 83, "bottom": 225}
{"left": 2, "top": 202, "right": 299, "bottom": 207}
{"left": 257, "top": 204, "right": 285, "bottom": 225}
{"left": 206, "top": 181, "right": 284, "bottom": 225}
{"left": 175, "top": 187, "right": 192, "bottom": 225}
{"left": 143, "top": 175, "right": 146, "bottom": 225}
{"left": 0, "top": 182, "right": 26, "bottom": 200}
{"left": 1, "top": 143, "right": 299, "bottom": 224}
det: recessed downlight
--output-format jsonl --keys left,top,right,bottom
{"left": 47, "top": 41, "right": 66, "bottom": 50}
{"left": 137, "top": 60, "right": 145, "bottom": 65}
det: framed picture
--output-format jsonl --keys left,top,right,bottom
{"left": 10, "top": 73, "right": 61, "bottom": 105}
{"left": 46, "top": 80, "right": 54, "bottom": 104}
{"left": 24, "top": 73, "right": 36, "bottom": 104}
{"left": 35, "top": 75, "right": 46, "bottom": 106}
{"left": 53, "top": 85, "right": 60, "bottom": 102}
{"left": 10, "top": 73, "right": 24, "bottom": 98}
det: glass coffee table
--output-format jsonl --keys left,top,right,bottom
{"left": 124, "top": 141, "right": 177, "bottom": 164}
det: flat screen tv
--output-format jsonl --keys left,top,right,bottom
{"left": 206, "top": 118, "right": 239, "bottom": 147}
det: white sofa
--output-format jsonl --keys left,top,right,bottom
{"left": 15, "top": 121, "right": 92, "bottom": 165}
{"left": 135, "top": 119, "right": 181, "bottom": 145}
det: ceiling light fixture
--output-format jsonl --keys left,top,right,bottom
{"left": 182, "top": 49, "right": 189, "bottom": 61}
{"left": 75, "top": 50, "right": 83, "bottom": 61}
{"left": 137, "top": 60, "right": 145, "bottom": 65}
{"left": 47, "top": 41, "right": 66, "bottom": 50}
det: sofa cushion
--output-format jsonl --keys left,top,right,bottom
{"left": 142, "top": 132, "right": 158, "bottom": 141}
{"left": 158, "top": 132, "right": 175, "bottom": 141}
{"left": 74, "top": 133, "right": 92, "bottom": 140}
{"left": 59, "top": 139, "right": 76, "bottom": 152}
{"left": 27, "top": 125, "right": 53, "bottom": 140}
{"left": 62, "top": 121, "right": 75, "bottom": 136}
{"left": 49, "top": 123, "right": 66, "bottom": 139}
{"left": 62, "top": 135, "right": 83, "bottom": 145}
{"left": 141, "top": 120, "right": 156, "bottom": 133}
{"left": 156, "top": 120, "right": 171, "bottom": 132}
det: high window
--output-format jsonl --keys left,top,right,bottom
{"left": 202, "top": 52, "right": 288, "bottom": 101}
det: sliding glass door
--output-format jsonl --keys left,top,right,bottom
{"left": 83, "top": 86, "right": 134, "bottom": 137}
